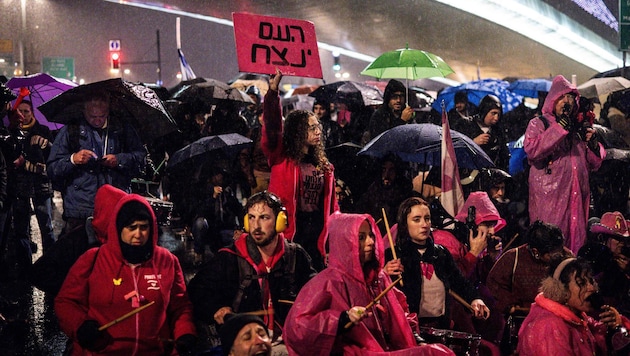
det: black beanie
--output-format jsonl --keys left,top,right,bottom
{"left": 116, "top": 200, "right": 152, "bottom": 235}
{"left": 219, "top": 314, "right": 268, "bottom": 356}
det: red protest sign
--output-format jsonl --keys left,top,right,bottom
{"left": 233, "top": 12, "right": 323, "bottom": 79}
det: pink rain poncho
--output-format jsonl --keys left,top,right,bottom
{"left": 524, "top": 75, "right": 604, "bottom": 253}
{"left": 283, "top": 212, "right": 454, "bottom": 356}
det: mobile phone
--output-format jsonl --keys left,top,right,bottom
{"left": 466, "top": 206, "right": 477, "bottom": 237}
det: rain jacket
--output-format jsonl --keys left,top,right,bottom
{"left": 284, "top": 213, "right": 454, "bottom": 355}
{"left": 261, "top": 88, "right": 339, "bottom": 257}
{"left": 517, "top": 293, "right": 628, "bottom": 355}
{"left": 524, "top": 75, "right": 604, "bottom": 253}
{"left": 54, "top": 193, "right": 195, "bottom": 355}
{"left": 47, "top": 116, "right": 145, "bottom": 219}
{"left": 366, "top": 79, "right": 409, "bottom": 142}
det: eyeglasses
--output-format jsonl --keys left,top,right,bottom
{"left": 308, "top": 123, "right": 323, "bottom": 132}
{"left": 391, "top": 93, "right": 405, "bottom": 100}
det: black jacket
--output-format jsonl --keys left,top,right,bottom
{"left": 386, "top": 237, "right": 479, "bottom": 327}
{"left": 187, "top": 235, "right": 317, "bottom": 326}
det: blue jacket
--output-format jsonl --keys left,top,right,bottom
{"left": 47, "top": 117, "right": 145, "bottom": 219}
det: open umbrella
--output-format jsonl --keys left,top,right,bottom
{"left": 308, "top": 81, "right": 383, "bottom": 107}
{"left": 358, "top": 123, "right": 494, "bottom": 169}
{"left": 38, "top": 78, "right": 177, "bottom": 143}
{"left": 432, "top": 79, "right": 524, "bottom": 114}
{"left": 507, "top": 78, "right": 552, "bottom": 98}
{"left": 167, "top": 133, "right": 253, "bottom": 171}
{"left": 172, "top": 79, "right": 254, "bottom": 108}
{"left": 360, "top": 45, "right": 454, "bottom": 104}
{"left": 577, "top": 76, "right": 630, "bottom": 99}
{"left": 6, "top": 73, "right": 78, "bottom": 130}
{"left": 361, "top": 45, "right": 454, "bottom": 80}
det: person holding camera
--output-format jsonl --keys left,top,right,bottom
{"left": 524, "top": 75, "right": 604, "bottom": 254}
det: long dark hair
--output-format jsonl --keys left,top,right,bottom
{"left": 282, "top": 110, "right": 330, "bottom": 172}
{"left": 396, "top": 197, "right": 430, "bottom": 247}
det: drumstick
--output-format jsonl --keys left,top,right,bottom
{"left": 382, "top": 208, "right": 403, "bottom": 286}
{"left": 344, "top": 276, "right": 403, "bottom": 329}
{"left": 448, "top": 290, "right": 475, "bottom": 313}
{"left": 277, "top": 299, "right": 295, "bottom": 305}
{"left": 243, "top": 309, "right": 274, "bottom": 317}
{"left": 501, "top": 233, "right": 519, "bottom": 255}
{"left": 382, "top": 208, "right": 397, "bottom": 260}
{"left": 98, "top": 301, "right": 155, "bottom": 331}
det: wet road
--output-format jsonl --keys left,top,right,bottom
{"left": 0, "top": 192, "right": 198, "bottom": 355}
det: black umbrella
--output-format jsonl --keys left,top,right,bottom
{"left": 358, "top": 123, "right": 494, "bottom": 169}
{"left": 309, "top": 81, "right": 383, "bottom": 107}
{"left": 38, "top": 78, "right": 178, "bottom": 143}
{"left": 171, "top": 79, "right": 254, "bottom": 108}
{"left": 167, "top": 133, "right": 253, "bottom": 171}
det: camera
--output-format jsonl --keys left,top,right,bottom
{"left": 466, "top": 206, "right": 500, "bottom": 251}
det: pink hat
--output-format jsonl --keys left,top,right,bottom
{"left": 590, "top": 211, "right": 630, "bottom": 238}
{"left": 455, "top": 191, "right": 506, "bottom": 232}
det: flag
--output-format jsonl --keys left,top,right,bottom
{"left": 441, "top": 103, "right": 464, "bottom": 218}
{"left": 177, "top": 48, "right": 197, "bottom": 81}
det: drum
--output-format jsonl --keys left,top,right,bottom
{"left": 420, "top": 327, "right": 481, "bottom": 356}
{"left": 143, "top": 197, "right": 174, "bottom": 226}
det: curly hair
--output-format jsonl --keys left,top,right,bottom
{"left": 282, "top": 110, "right": 331, "bottom": 172}
{"left": 540, "top": 257, "right": 592, "bottom": 304}
{"left": 526, "top": 220, "right": 565, "bottom": 255}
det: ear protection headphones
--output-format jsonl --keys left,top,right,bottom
{"left": 243, "top": 191, "right": 289, "bottom": 233}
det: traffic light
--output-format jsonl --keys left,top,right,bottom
{"left": 110, "top": 52, "right": 120, "bottom": 70}
{"left": 332, "top": 52, "right": 341, "bottom": 71}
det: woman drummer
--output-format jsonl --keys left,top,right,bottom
{"left": 384, "top": 196, "right": 490, "bottom": 329}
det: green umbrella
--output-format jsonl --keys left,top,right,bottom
{"left": 361, "top": 45, "right": 454, "bottom": 80}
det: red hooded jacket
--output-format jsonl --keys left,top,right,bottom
{"left": 55, "top": 193, "right": 195, "bottom": 355}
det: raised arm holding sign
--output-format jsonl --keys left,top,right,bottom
{"left": 233, "top": 12, "right": 323, "bottom": 78}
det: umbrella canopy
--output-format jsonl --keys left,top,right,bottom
{"left": 577, "top": 76, "right": 630, "bottom": 99}
{"left": 360, "top": 45, "right": 455, "bottom": 80}
{"left": 167, "top": 133, "right": 253, "bottom": 171}
{"left": 171, "top": 79, "right": 254, "bottom": 109}
{"left": 507, "top": 78, "right": 552, "bottom": 98}
{"left": 308, "top": 81, "right": 383, "bottom": 107}
{"left": 432, "top": 78, "right": 524, "bottom": 114}
{"left": 6, "top": 73, "right": 78, "bottom": 130}
{"left": 358, "top": 123, "right": 494, "bottom": 169}
{"left": 38, "top": 78, "right": 178, "bottom": 143}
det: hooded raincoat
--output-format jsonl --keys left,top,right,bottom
{"left": 284, "top": 213, "right": 454, "bottom": 355}
{"left": 524, "top": 75, "right": 604, "bottom": 253}
{"left": 517, "top": 293, "right": 614, "bottom": 355}
{"left": 55, "top": 193, "right": 196, "bottom": 355}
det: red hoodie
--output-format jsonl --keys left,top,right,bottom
{"left": 55, "top": 193, "right": 195, "bottom": 355}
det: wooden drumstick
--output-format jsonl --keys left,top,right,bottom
{"left": 382, "top": 208, "right": 403, "bottom": 286}
{"left": 98, "top": 301, "right": 155, "bottom": 331}
{"left": 382, "top": 208, "right": 397, "bottom": 260}
{"left": 448, "top": 290, "right": 475, "bottom": 313}
{"left": 243, "top": 310, "right": 274, "bottom": 317}
{"left": 344, "top": 276, "right": 403, "bottom": 329}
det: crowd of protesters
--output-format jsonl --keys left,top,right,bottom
{"left": 1, "top": 68, "right": 630, "bottom": 355}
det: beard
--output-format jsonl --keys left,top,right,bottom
{"left": 252, "top": 229, "right": 276, "bottom": 247}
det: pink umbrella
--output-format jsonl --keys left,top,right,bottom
{"left": 6, "top": 73, "right": 77, "bottom": 130}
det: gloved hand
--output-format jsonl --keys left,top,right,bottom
{"left": 24, "top": 161, "right": 46, "bottom": 175}
{"left": 175, "top": 333, "right": 197, "bottom": 356}
{"left": 30, "top": 135, "right": 49, "bottom": 149}
{"left": 557, "top": 116, "right": 571, "bottom": 131}
{"left": 76, "top": 320, "right": 112, "bottom": 351}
